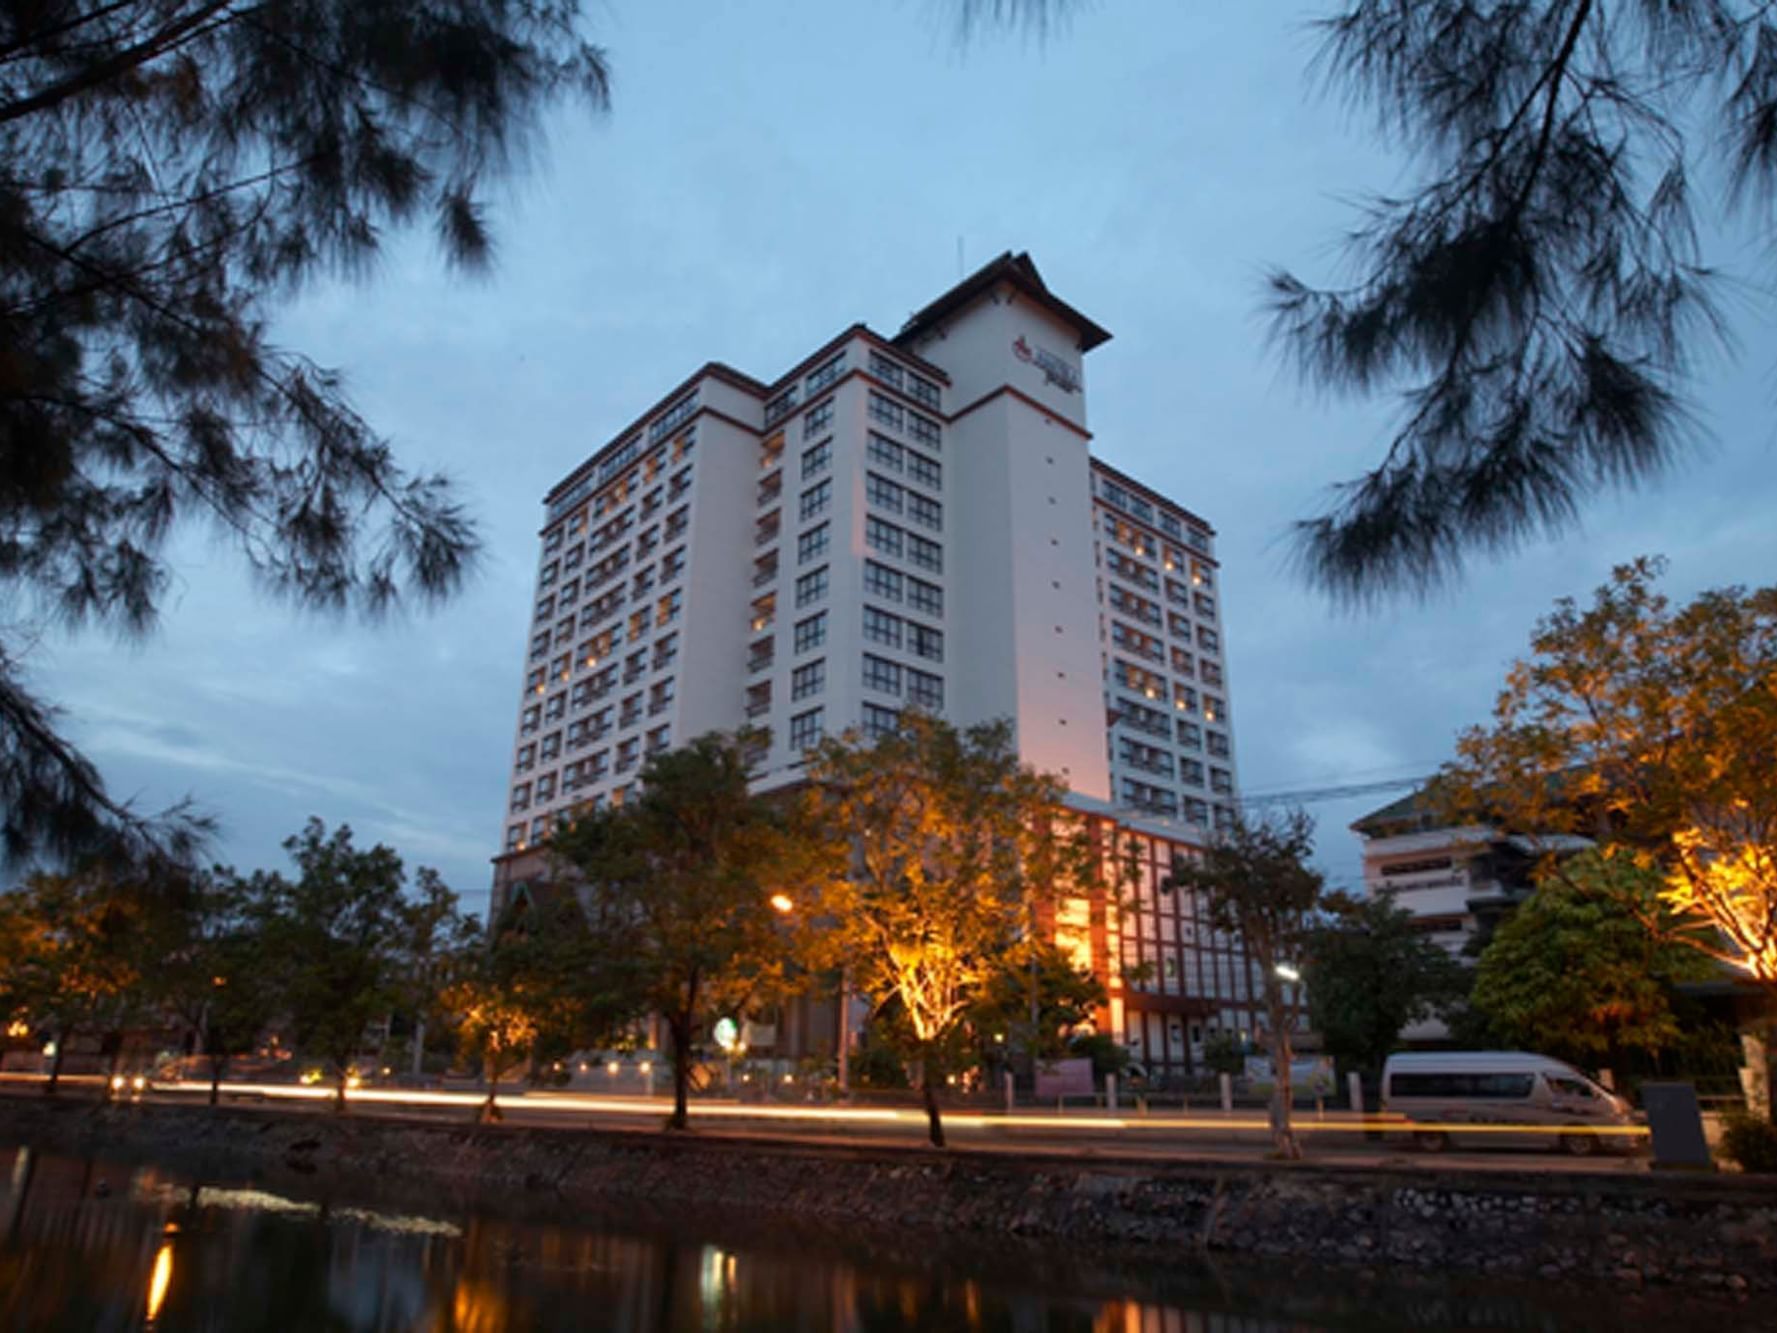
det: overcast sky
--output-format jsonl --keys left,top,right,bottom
{"left": 35, "top": 1, "right": 1777, "bottom": 910}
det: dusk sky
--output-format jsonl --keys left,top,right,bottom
{"left": 36, "top": 2, "right": 1777, "bottom": 911}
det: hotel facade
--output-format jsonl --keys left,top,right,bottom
{"left": 492, "top": 254, "right": 1268, "bottom": 1078}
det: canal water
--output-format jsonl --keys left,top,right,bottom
{"left": 2, "top": 1142, "right": 1770, "bottom": 1331}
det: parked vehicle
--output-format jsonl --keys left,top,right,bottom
{"left": 1380, "top": 1051, "right": 1639, "bottom": 1155}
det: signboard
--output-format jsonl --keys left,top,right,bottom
{"left": 1640, "top": 1082, "right": 1713, "bottom": 1170}
{"left": 1035, "top": 1057, "right": 1095, "bottom": 1100}
{"left": 1013, "top": 336, "right": 1080, "bottom": 394}
{"left": 712, "top": 1017, "right": 739, "bottom": 1052}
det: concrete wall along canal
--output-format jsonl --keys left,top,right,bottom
{"left": 2, "top": 1097, "right": 1772, "bottom": 1293}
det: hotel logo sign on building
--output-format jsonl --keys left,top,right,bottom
{"left": 1013, "top": 335, "right": 1080, "bottom": 394}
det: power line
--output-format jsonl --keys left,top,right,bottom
{"left": 1238, "top": 773, "right": 1430, "bottom": 809}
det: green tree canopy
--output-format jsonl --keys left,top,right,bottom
{"left": 242, "top": 818, "right": 422, "bottom": 1109}
{"left": 0, "top": 2, "right": 609, "bottom": 869}
{"left": 1472, "top": 851, "right": 1708, "bottom": 1067}
{"left": 550, "top": 731, "right": 817, "bottom": 1131}
{"left": 1305, "top": 894, "right": 1468, "bottom": 1077}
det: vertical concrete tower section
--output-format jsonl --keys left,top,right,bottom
{"left": 895, "top": 254, "right": 1112, "bottom": 799}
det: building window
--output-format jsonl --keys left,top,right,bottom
{"left": 1197, "top": 626, "right": 1220, "bottom": 653}
{"left": 906, "top": 412, "right": 940, "bottom": 448}
{"left": 866, "top": 471, "right": 904, "bottom": 514}
{"left": 802, "top": 439, "right": 831, "bottom": 478}
{"left": 1180, "top": 758, "right": 1206, "bottom": 786}
{"left": 646, "top": 725, "right": 671, "bottom": 754}
{"left": 510, "top": 782, "right": 532, "bottom": 812}
{"left": 867, "top": 432, "right": 902, "bottom": 473}
{"left": 907, "top": 576, "right": 943, "bottom": 617}
{"left": 616, "top": 738, "right": 639, "bottom": 771}
{"left": 797, "top": 522, "right": 830, "bottom": 564}
{"left": 803, "top": 398, "right": 834, "bottom": 439}
{"left": 906, "top": 492, "right": 941, "bottom": 531}
{"left": 1178, "top": 720, "right": 1203, "bottom": 749}
{"left": 764, "top": 386, "right": 798, "bottom": 426}
{"left": 908, "top": 623, "right": 943, "bottom": 662}
{"left": 862, "top": 653, "right": 902, "bottom": 695}
{"left": 862, "top": 702, "right": 901, "bottom": 739}
{"left": 865, "top": 515, "right": 903, "bottom": 558}
{"left": 794, "top": 612, "right": 827, "bottom": 653}
{"left": 906, "top": 450, "right": 941, "bottom": 490}
{"left": 795, "top": 565, "right": 828, "bottom": 608}
{"left": 864, "top": 560, "right": 903, "bottom": 602}
{"left": 789, "top": 708, "right": 824, "bottom": 752}
{"left": 649, "top": 678, "right": 675, "bottom": 715}
{"left": 908, "top": 533, "right": 942, "bottom": 574}
{"left": 1207, "top": 730, "right": 1231, "bottom": 758}
{"left": 505, "top": 825, "right": 524, "bottom": 852}
{"left": 906, "top": 667, "right": 943, "bottom": 711}
{"left": 791, "top": 658, "right": 825, "bottom": 701}
{"left": 799, "top": 478, "right": 832, "bottom": 521}
{"left": 867, "top": 390, "right": 903, "bottom": 432}
{"left": 805, "top": 351, "right": 845, "bottom": 395}
{"left": 863, "top": 605, "right": 903, "bottom": 648}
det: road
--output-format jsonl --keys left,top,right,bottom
{"left": 0, "top": 1073, "right": 1652, "bottom": 1174}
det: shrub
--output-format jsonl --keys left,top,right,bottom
{"left": 1719, "top": 1111, "right": 1777, "bottom": 1174}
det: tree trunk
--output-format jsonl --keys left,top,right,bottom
{"left": 668, "top": 1019, "right": 692, "bottom": 1131}
{"left": 333, "top": 1066, "right": 348, "bottom": 1114}
{"left": 44, "top": 1032, "right": 67, "bottom": 1096}
{"left": 921, "top": 1050, "right": 946, "bottom": 1149}
{"left": 478, "top": 1051, "right": 502, "bottom": 1123}
{"left": 208, "top": 1053, "right": 226, "bottom": 1106}
{"left": 1265, "top": 985, "right": 1300, "bottom": 1160}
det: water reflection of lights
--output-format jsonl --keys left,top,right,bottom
{"left": 128, "top": 1181, "right": 461, "bottom": 1236}
{"left": 699, "top": 1245, "right": 739, "bottom": 1312}
{"left": 145, "top": 1240, "right": 173, "bottom": 1322}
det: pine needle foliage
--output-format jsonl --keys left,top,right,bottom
{"left": 1270, "top": 1, "right": 1777, "bottom": 601}
{"left": 0, "top": 3, "right": 609, "bottom": 867}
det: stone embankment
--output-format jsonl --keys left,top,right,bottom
{"left": 3, "top": 1096, "right": 1774, "bottom": 1293}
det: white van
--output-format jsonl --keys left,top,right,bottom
{"left": 1380, "top": 1051, "right": 1639, "bottom": 1155}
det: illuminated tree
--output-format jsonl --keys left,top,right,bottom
{"left": 1447, "top": 559, "right": 1777, "bottom": 1002}
{"left": 0, "top": 868, "right": 161, "bottom": 1094}
{"left": 1184, "top": 809, "right": 1326, "bottom": 1159}
{"left": 0, "top": 3, "right": 609, "bottom": 869}
{"left": 804, "top": 714, "right": 1107, "bottom": 1148}
{"left": 551, "top": 732, "right": 816, "bottom": 1131}
{"left": 443, "top": 893, "right": 614, "bottom": 1122}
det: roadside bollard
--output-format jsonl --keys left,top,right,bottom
{"left": 1219, "top": 1072, "right": 1233, "bottom": 1114}
{"left": 1348, "top": 1071, "right": 1364, "bottom": 1118}
{"left": 1004, "top": 1070, "right": 1014, "bottom": 1115}
{"left": 1106, "top": 1073, "right": 1117, "bottom": 1112}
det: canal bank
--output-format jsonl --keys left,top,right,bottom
{"left": 3, "top": 1095, "right": 1773, "bottom": 1294}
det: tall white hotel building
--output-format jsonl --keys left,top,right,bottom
{"left": 493, "top": 255, "right": 1260, "bottom": 1077}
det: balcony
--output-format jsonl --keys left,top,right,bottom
{"left": 747, "top": 650, "right": 775, "bottom": 675}
{"left": 754, "top": 513, "right": 781, "bottom": 547}
{"left": 752, "top": 557, "right": 778, "bottom": 588}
